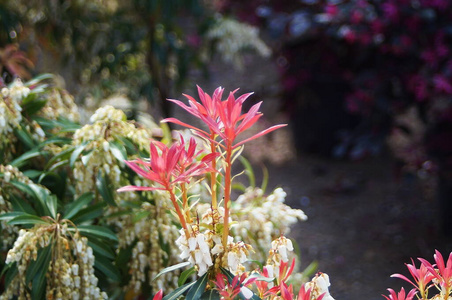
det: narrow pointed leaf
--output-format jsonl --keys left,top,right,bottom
{"left": 70, "top": 202, "right": 105, "bottom": 224}
{"left": 0, "top": 211, "right": 27, "bottom": 221}
{"left": 186, "top": 272, "right": 209, "bottom": 300}
{"left": 178, "top": 266, "right": 196, "bottom": 287}
{"left": 76, "top": 225, "right": 118, "bottom": 242}
{"left": 88, "top": 237, "right": 116, "bottom": 260}
{"left": 26, "top": 243, "right": 52, "bottom": 284}
{"left": 162, "top": 282, "right": 196, "bottom": 300}
{"left": 94, "top": 255, "right": 121, "bottom": 282}
{"left": 153, "top": 262, "right": 191, "bottom": 281}
{"left": 200, "top": 289, "right": 220, "bottom": 300}
{"left": 64, "top": 192, "right": 95, "bottom": 220}
{"left": 8, "top": 214, "right": 50, "bottom": 226}
{"left": 70, "top": 142, "right": 88, "bottom": 168}
{"left": 96, "top": 171, "right": 117, "bottom": 206}
{"left": 9, "top": 148, "right": 42, "bottom": 168}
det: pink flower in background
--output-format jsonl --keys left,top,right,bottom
{"left": 325, "top": 4, "right": 338, "bottom": 16}
{"left": 433, "top": 75, "right": 452, "bottom": 95}
{"left": 382, "top": 1, "right": 399, "bottom": 22}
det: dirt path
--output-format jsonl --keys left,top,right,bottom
{"left": 258, "top": 154, "right": 452, "bottom": 300}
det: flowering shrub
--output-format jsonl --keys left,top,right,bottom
{"left": 119, "top": 86, "right": 335, "bottom": 300}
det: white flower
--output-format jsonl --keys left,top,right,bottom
{"left": 240, "top": 286, "right": 254, "bottom": 299}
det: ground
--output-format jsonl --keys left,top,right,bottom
{"left": 260, "top": 154, "right": 451, "bottom": 300}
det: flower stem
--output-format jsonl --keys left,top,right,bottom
{"left": 222, "top": 142, "right": 233, "bottom": 248}
{"left": 210, "top": 133, "right": 218, "bottom": 209}
{"left": 168, "top": 187, "right": 190, "bottom": 237}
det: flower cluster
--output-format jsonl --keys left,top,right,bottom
{"left": 71, "top": 105, "right": 152, "bottom": 201}
{"left": 118, "top": 198, "right": 181, "bottom": 292}
{"left": 38, "top": 88, "right": 80, "bottom": 124}
{"left": 230, "top": 187, "right": 307, "bottom": 261}
{"left": 213, "top": 237, "right": 335, "bottom": 300}
{"left": 2, "top": 225, "right": 107, "bottom": 300}
{"left": 385, "top": 250, "right": 452, "bottom": 300}
{"left": 0, "top": 165, "right": 45, "bottom": 251}
{"left": 0, "top": 80, "right": 24, "bottom": 162}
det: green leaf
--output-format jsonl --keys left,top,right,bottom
{"left": 8, "top": 214, "right": 50, "bottom": 226}
{"left": 132, "top": 210, "right": 151, "bottom": 223}
{"left": 301, "top": 260, "right": 318, "bottom": 278}
{"left": 109, "top": 140, "right": 127, "bottom": 163}
{"left": 76, "top": 225, "right": 118, "bottom": 242}
{"left": 70, "top": 202, "right": 105, "bottom": 224}
{"left": 247, "top": 260, "right": 264, "bottom": 271}
{"left": 186, "top": 272, "right": 208, "bottom": 300}
{"left": 45, "top": 146, "right": 73, "bottom": 169}
{"left": 94, "top": 255, "right": 121, "bottom": 282}
{"left": 9, "top": 148, "right": 42, "bottom": 168}
{"left": 25, "top": 73, "right": 54, "bottom": 86}
{"left": 153, "top": 261, "right": 191, "bottom": 281}
{"left": 239, "top": 157, "right": 255, "bottom": 188}
{"left": 9, "top": 180, "right": 50, "bottom": 216}
{"left": 117, "top": 136, "right": 137, "bottom": 155}
{"left": 13, "top": 127, "right": 36, "bottom": 149}
{"left": 88, "top": 237, "right": 116, "bottom": 260}
{"left": 38, "top": 136, "right": 72, "bottom": 147}
{"left": 23, "top": 169, "right": 42, "bottom": 179}
{"left": 22, "top": 96, "right": 47, "bottom": 116}
{"left": 28, "top": 183, "right": 52, "bottom": 216}
{"left": 64, "top": 192, "right": 95, "bottom": 220}
{"left": 70, "top": 142, "right": 89, "bottom": 167}
{"left": 162, "top": 282, "right": 196, "bottom": 300}
{"left": 200, "top": 289, "right": 220, "bottom": 300}
{"left": 31, "top": 245, "right": 51, "bottom": 300}
{"left": 46, "top": 194, "right": 58, "bottom": 219}
{"left": 0, "top": 211, "right": 27, "bottom": 221}
{"left": 4, "top": 263, "right": 18, "bottom": 288}
{"left": 220, "top": 267, "right": 235, "bottom": 284}
{"left": 26, "top": 243, "right": 52, "bottom": 284}
{"left": 9, "top": 193, "right": 36, "bottom": 214}
{"left": 96, "top": 171, "right": 117, "bottom": 206}
{"left": 178, "top": 266, "right": 196, "bottom": 287}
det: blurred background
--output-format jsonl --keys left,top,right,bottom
{"left": 1, "top": 0, "right": 452, "bottom": 299}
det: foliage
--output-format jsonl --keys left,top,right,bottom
{"left": 0, "top": 0, "right": 270, "bottom": 119}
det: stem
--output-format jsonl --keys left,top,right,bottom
{"left": 168, "top": 186, "right": 190, "bottom": 238}
{"left": 181, "top": 183, "right": 192, "bottom": 223}
{"left": 221, "top": 142, "right": 233, "bottom": 248}
{"left": 210, "top": 133, "right": 218, "bottom": 208}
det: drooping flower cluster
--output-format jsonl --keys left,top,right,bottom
{"left": 230, "top": 187, "right": 307, "bottom": 261}
{"left": 118, "top": 197, "right": 181, "bottom": 292}
{"left": 2, "top": 225, "right": 107, "bottom": 300}
{"left": 0, "top": 80, "right": 24, "bottom": 162}
{"left": 71, "top": 105, "right": 152, "bottom": 201}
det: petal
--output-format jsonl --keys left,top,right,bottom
{"left": 233, "top": 124, "right": 287, "bottom": 148}
{"left": 117, "top": 185, "right": 165, "bottom": 192}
